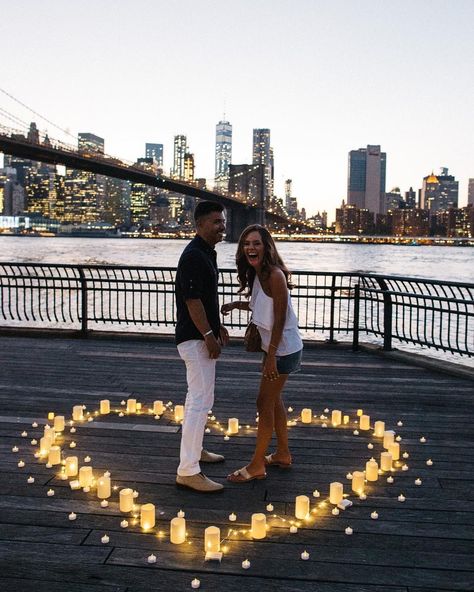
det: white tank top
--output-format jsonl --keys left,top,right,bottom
{"left": 249, "top": 275, "right": 303, "bottom": 356}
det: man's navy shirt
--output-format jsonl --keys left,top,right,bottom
{"left": 175, "top": 235, "right": 221, "bottom": 345}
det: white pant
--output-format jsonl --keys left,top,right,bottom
{"left": 177, "top": 340, "right": 216, "bottom": 476}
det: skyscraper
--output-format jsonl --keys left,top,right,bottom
{"left": 172, "top": 135, "right": 187, "bottom": 180}
{"left": 468, "top": 178, "right": 474, "bottom": 206}
{"left": 420, "top": 168, "right": 458, "bottom": 212}
{"left": 252, "top": 128, "right": 274, "bottom": 205}
{"left": 145, "top": 143, "right": 164, "bottom": 168}
{"left": 347, "top": 145, "right": 386, "bottom": 214}
{"left": 214, "top": 120, "right": 232, "bottom": 193}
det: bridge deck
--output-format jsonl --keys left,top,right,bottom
{"left": 0, "top": 335, "right": 473, "bottom": 592}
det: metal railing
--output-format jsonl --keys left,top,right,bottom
{"left": 0, "top": 262, "right": 472, "bottom": 358}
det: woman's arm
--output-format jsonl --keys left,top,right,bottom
{"left": 221, "top": 300, "right": 251, "bottom": 315}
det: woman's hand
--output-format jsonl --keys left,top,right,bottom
{"left": 263, "top": 354, "right": 279, "bottom": 381}
{"left": 221, "top": 302, "right": 235, "bottom": 316}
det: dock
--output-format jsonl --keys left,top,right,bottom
{"left": 0, "top": 335, "right": 473, "bottom": 591}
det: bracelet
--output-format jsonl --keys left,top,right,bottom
{"left": 203, "top": 329, "right": 213, "bottom": 337}
{"left": 269, "top": 343, "right": 278, "bottom": 350}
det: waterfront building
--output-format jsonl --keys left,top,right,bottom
{"left": 420, "top": 168, "right": 458, "bottom": 212}
{"left": 347, "top": 145, "right": 386, "bottom": 214}
{"left": 0, "top": 168, "right": 25, "bottom": 216}
{"left": 172, "top": 135, "right": 187, "bottom": 180}
{"left": 447, "top": 205, "right": 474, "bottom": 238}
{"left": 130, "top": 158, "right": 156, "bottom": 224}
{"left": 25, "top": 163, "right": 56, "bottom": 217}
{"left": 252, "top": 128, "right": 274, "bottom": 205}
{"left": 184, "top": 153, "right": 195, "bottom": 183}
{"left": 149, "top": 194, "right": 171, "bottom": 226}
{"left": 145, "top": 143, "right": 164, "bottom": 169}
{"left": 391, "top": 208, "right": 430, "bottom": 237}
{"left": 335, "top": 202, "right": 374, "bottom": 234}
{"left": 468, "top": 178, "right": 474, "bottom": 206}
{"left": 383, "top": 188, "right": 404, "bottom": 214}
{"left": 103, "top": 177, "right": 131, "bottom": 226}
{"left": 405, "top": 187, "right": 416, "bottom": 208}
{"left": 214, "top": 120, "right": 232, "bottom": 193}
{"left": 228, "top": 163, "right": 264, "bottom": 205}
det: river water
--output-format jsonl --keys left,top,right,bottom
{"left": 0, "top": 236, "right": 472, "bottom": 282}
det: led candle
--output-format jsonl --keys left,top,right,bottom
{"left": 331, "top": 410, "right": 342, "bottom": 426}
{"left": 360, "top": 414, "right": 370, "bottom": 430}
{"left": 39, "top": 436, "right": 52, "bottom": 457}
{"left": 78, "top": 466, "right": 93, "bottom": 488}
{"left": 380, "top": 451, "right": 392, "bottom": 471}
{"left": 72, "top": 405, "right": 83, "bottom": 421}
{"left": 389, "top": 442, "right": 400, "bottom": 461}
{"left": 48, "top": 445, "right": 61, "bottom": 465}
{"left": 48, "top": 412, "right": 55, "bottom": 421}
{"left": 204, "top": 525, "right": 221, "bottom": 551}
{"left": 100, "top": 400, "right": 110, "bottom": 414}
{"left": 366, "top": 458, "right": 379, "bottom": 481}
{"left": 295, "top": 495, "right": 310, "bottom": 519}
{"left": 250, "top": 514, "right": 266, "bottom": 539}
{"left": 343, "top": 415, "right": 349, "bottom": 424}
{"left": 383, "top": 430, "right": 395, "bottom": 449}
{"left": 301, "top": 408, "right": 312, "bottom": 423}
{"left": 44, "top": 425, "right": 55, "bottom": 443}
{"left": 174, "top": 405, "right": 184, "bottom": 422}
{"left": 374, "top": 420, "right": 385, "bottom": 437}
{"left": 351, "top": 471, "right": 365, "bottom": 494}
{"left": 126, "top": 399, "right": 137, "bottom": 414}
{"left": 97, "top": 475, "right": 111, "bottom": 499}
{"left": 228, "top": 418, "right": 239, "bottom": 434}
{"left": 65, "top": 456, "right": 78, "bottom": 477}
{"left": 53, "top": 416, "right": 65, "bottom": 432}
{"left": 329, "top": 482, "right": 343, "bottom": 504}
{"left": 357, "top": 409, "right": 363, "bottom": 416}
{"left": 170, "top": 516, "right": 186, "bottom": 544}
{"left": 140, "top": 503, "right": 155, "bottom": 530}
{"left": 119, "top": 488, "right": 134, "bottom": 512}
{"left": 136, "top": 403, "right": 142, "bottom": 411}
{"left": 153, "top": 400, "right": 164, "bottom": 415}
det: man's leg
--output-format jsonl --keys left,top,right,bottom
{"left": 177, "top": 340, "right": 216, "bottom": 477}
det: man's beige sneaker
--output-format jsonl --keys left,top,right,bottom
{"left": 176, "top": 472, "right": 224, "bottom": 492}
{"left": 200, "top": 449, "right": 225, "bottom": 463}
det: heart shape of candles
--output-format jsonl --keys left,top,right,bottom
{"left": 24, "top": 400, "right": 423, "bottom": 560}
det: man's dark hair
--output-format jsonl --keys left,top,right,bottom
{"left": 193, "top": 200, "right": 224, "bottom": 222}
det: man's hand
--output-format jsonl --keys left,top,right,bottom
{"left": 219, "top": 326, "right": 229, "bottom": 346}
{"left": 204, "top": 333, "right": 221, "bottom": 359}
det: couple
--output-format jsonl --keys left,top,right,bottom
{"left": 175, "top": 201, "right": 303, "bottom": 492}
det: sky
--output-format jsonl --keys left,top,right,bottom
{"left": 1, "top": 0, "right": 473, "bottom": 221}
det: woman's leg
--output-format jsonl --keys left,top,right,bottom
{"left": 272, "top": 395, "right": 292, "bottom": 463}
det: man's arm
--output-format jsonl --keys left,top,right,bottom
{"left": 186, "top": 298, "right": 221, "bottom": 359}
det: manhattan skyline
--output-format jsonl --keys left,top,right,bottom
{"left": 1, "top": 0, "right": 473, "bottom": 217}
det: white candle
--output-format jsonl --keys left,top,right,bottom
{"left": 78, "top": 466, "right": 93, "bottom": 488}
{"left": 290, "top": 525, "right": 298, "bottom": 533}
{"left": 170, "top": 517, "right": 186, "bottom": 544}
{"left": 191, "top": 578, "right": 200, "bottom": 588}
{"left": 357, "top": 409, "right": 363, "bottom": 416}
{"left": 331, "top": 410, "right": 342, "bottom": 426}
{"left": 120, "top": 488, "right": 134, "bottom": 512}
{"left": 228, "top": 418, "right": 239, "bottom": 434}
{"left": 360, "top": 414, "right": 370, "bottom": 430}
{"left": 366, "top": 458, "right": 379, "bottom": 481}
{"left": 343, "top": 415, "right": 349, "bottom": 424}
{"left": 351, "top": 471, "right": 365, "bottom": 494}
{"left": 48, "top": 446, "right": 61, "bottom": 466}
{"left": 53, "top": 416, "right": 65, "bottom": 432}
{"left": 153, "top": 400, "right": 164, "bottom": 415}
{"left": 301, "top": 408, "right": 312, "bottom": 423}
{"left": 126, "top": 399, "right": 137, "bottom": 414}
{"left": 120, "top": 520, "right": 128, "bottom": 528}
{"left": 295, "top": 495, "right": 310, "bottom": 519}
{"left": 147, "top": 554, "right": 157, "bottom": 564}
{"left": 97, "top": 475, "right": 111, "bottom": 499}
{"left": 65, "top": 456, "right": 78, "bottom": 477}
{"left": 72, "top": 405, "right": 83, "bottom": 421}
{"left": 301, "top": 550, "right": 310, "bottom": 560}
{"left": 204, "top": 525, "right": 221, "bottom": 551}
{"left": 329, "top": 482, "right": 343, "bottom": 504}
{"left": 374, "top": 420, "right": 385, "bottom": 437}
{"left": 242, "top": 559, "right": 251, "bottom": 569}
{"left": 345, "top": 526, "right": 353, "bottom": 535}
{"left": 174, "top": 405, "right": 184, "bottom": 422}
{"left": 250, "top": 513, "right": 266, "bottom": 539}
{"left": 68, "top": 512, "right": 77, "bottom": 521}
{"left": 383, "top": 430, "right": 395, "bottom": 449}
{"left": 100, "top": 400, "right": 110, "bottom": 414}
{"left": 140, "top": 503, "right": 155, "bottom": 530}
{"left": 229, "top": 513, "right": 237, "bottom": 521}
{"left": 380, "top": 451, "right": 392, "bottom": 471}
{"left": 371, "top": 511, "right": 379, "bottom": 519}
{"left": 389, "top": 442, "right": 400, "bottom": 461}
{"left": 39, "top": 436, "right": 52, "bottom": 457}
{"left": 101, "top": 534, "right": 109, "bottom": 544}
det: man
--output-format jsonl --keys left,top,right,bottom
{"left": 175, "top": 201, "right": 229, "bottom": 492}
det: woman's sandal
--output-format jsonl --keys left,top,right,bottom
{"left": 264, "top": 453, "right": 292, "bottom": 468}
{"left": 227, "top": 467, "right": 267, "bottom": 483}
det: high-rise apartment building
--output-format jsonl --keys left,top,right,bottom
{"left": 405, "top": 187, "right": 416, "bottom": 208}
{"left": 468, "top": 178, "right": 474, "bottom": 206}
{"left": 172, "top": 135, "right": 187, "bottom": 180}
{"left": 347, "top": 145, "right": 386, "bottom": 214}
{"left": 215, "top": 120, "right": 232, "bottom": 193}
{"left": 184, "top": 153, "right": 195, "bottom": 183}
{"left": 252, "top": 128, "right": 274, "bottom": 205}
{"left": 145, "top": 143, "right": 164, "bottom": 168}
{"left": 420, "top": 168, "right": 458, "bottom": 212}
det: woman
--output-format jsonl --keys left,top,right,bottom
{"left": 221, "top": 225, "right": 303, "bottom": 482}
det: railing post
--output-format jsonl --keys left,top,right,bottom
{"left": 375, "top": 277, "right": 392, "bottom": 351}
{"left": 78, "top": 267, "right": 88, "bottom": 337}
{"left": 328, "top": 275, "right": 336, "bottom": 344}
{"left": 352, "top": 283, "right": 360, "bottom": 351}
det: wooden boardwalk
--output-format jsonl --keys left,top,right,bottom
{"left": 0, "top": 334, "right": 473, "bottom": 592}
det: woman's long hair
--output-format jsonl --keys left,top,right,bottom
{"left": 236, "top": 225, "right": 292, "bottom": 295}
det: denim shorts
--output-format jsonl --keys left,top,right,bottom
{"left": 264, "top": 348, "right": 303, "bottom": 375}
